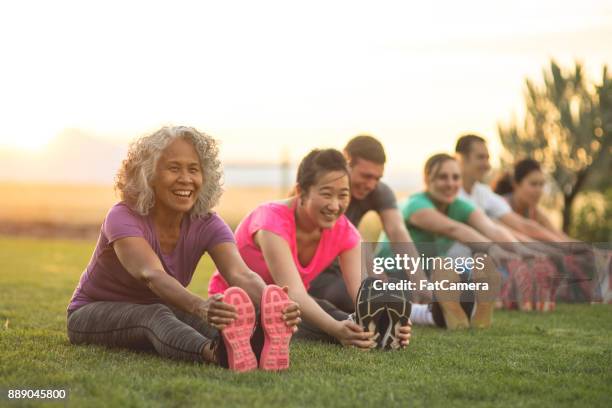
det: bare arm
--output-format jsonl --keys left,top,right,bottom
{"left": 255, "top": 230, "right": 375, "bottom": 348}
{"left": 495, "top": 219, "right": 568, "bottom": 257}
{"left": 410, "top": 208, "right": 517, "bottom": 263}
{"left": 381, "top": 208, "right": 422, "bottom": 261}
{"left": 468, "top": 210, "right": 540, "bottom": 258}
{"left": 113, "top": 237, "right": 236, "bottom": 328}
{"left": 534, "top": 208, "right": 573, "bottom": 241}
{"left": 380, "top": 208, "right": 432, "bottom": 303}
{"left": 210, "top": 242, "right": 301, "bottom": 328}
{"left": 380, "top": 209, "right": 413, "bottom": 244}
{"left": 495, "top": 219, "right": 536, "bottom": 242}
{"left": 499, "top": 211, "right": 566, "bottom": 242}
{"left": 208, "top": 242, "right": 266, "bottom": 306}
{"left": 337, "top": 244, "right": 363, "bottom": 302}
{"left": 409, "top": 208, "right": 491, "bottom": 244}
{"left": 467, "top": 209, "right": 517, "bottom": 242}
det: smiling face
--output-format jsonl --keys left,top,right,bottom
{"left": 348, "top": 157, "right": 384, "bottom": 200}
{"left": 514, "top": 169, "right": 545, "bottom": 207}
{"left": 299, "top": 170, "right": 351, "bottom": 229}
{"left": 461, "top": 141, "right": 492, "bottom": 182}
{"left": 425, "top": 159, "right": 461, "bottom": 205}
{"left": 152, "top": 137, "right": 203, "bottom": 215}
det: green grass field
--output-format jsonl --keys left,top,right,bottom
{"left": 1, "top": 236, "right": 611, "bottom": 407}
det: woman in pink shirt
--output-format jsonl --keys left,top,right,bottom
{"left": 210, "top": 149, "right": 412, "bottom": 349}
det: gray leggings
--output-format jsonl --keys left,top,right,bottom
{"left": 67, "top": 298, "right": 349, "bottom": 361}
{"left": 67, "top": 302, "right": 217, "bottom": 363}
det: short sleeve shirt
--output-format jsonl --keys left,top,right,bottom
{"left": 345, "top": 181, "right": 397, "bottom": 227}
{"left": 67, "top": 202, "right": 235, "bottom": 312}
{"left": 459, "top": 182, "right": 512, "bottom": 220}
{"left": 377, "top": 192, "right": 476, "bottom": 258}
{"left": 208, "top": 201, "right": 361, "bottom": 294}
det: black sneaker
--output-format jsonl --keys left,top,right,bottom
{"left": 379, "top": 278, "right": 411, "bottom": 350}
{"left": 355, "top": 277, "right": 388, "bottom": 347}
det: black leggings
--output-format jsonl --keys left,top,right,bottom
{"left": 308, "top": 261, "right": 355, "bottom": 314}
{"left": 293, "top": 298, "right": 349, "bottom": 344}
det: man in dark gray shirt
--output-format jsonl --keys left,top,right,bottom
{"left": 345, "top": 180, "right": 398, "bottom": 226}
{"left": 308, "top": 135, "right": 431, "bottom": 312}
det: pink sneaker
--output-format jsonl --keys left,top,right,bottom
{"left": 221, "top": 287, "right": 257, "bottom": 372}
{"left": 508, "top": 260, "right": 533, "bottom": 311}
{"left": 533, "top": 258, "right": 557, "bottom": 312}
{"left": 259, "top": 285, "right": 293, "bottom": 371}
{"left": 563, "top": 254, "right": 593, "bottom": 302}
{"left": 500, "top": 263, "right": 517, "bottom": 310}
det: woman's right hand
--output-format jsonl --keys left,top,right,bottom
{"left": 333, "top": 320, "right": 377, "bottom": 350}
{"left": 196, "top": 294, "right": 238, "bottom": 330}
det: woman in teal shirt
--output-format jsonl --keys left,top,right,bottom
{"left": 378, "top": 153, "right": 516, "bottom": 330}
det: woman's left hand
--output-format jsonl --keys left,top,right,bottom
{"left": 280, "top": 286, "right": 301, "bottom": 332}
{"left": 397, "top": 319, "right": 412, "bottom": 348}
{"left": 199, "top": 294, "right": 238, "bottom": 330}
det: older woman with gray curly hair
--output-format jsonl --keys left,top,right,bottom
{"left": 66, "top": 126, "right": 300, "bottom": 372}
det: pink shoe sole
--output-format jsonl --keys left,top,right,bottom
{"left": 260, "top": 285, "right": 293, "bottom": 371}
{"left": 533, "top": 258, "right": 557, "bottom": 313}
{"left": 508, "top": 260, "right": 534, "bottom": 312}
{"left": 221, "top": 287, "right": 257, "bottom": 372}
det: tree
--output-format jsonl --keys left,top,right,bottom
{"left": 498, "top": 60, "right": 612, "bottom": 233}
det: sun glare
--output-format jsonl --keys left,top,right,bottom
{"left": 0, "top": 126, "right": 58, "bottom": 152}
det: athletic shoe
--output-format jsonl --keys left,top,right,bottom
{"left": 220, "top": 287, "right": 258, "bottom": 372}
{"left": 471, "top": 302, "right": 494, "bottom": 329}
{"left": 431, "top": 266, "right": 470, "bottom": 329}
{"left": 379, "top": 278, "right": 411, "bottom": 349}
{"left": 563, "top": 254, "right": 593, "bottom": 302}
{"left": 471, "top": 261, "right": 497, "bottom": 328}
{"left": 201, "top": 336, "right": 226, "bottom": 367}
{"left": 355, "top": 277, "right": 388, "bottom": 346}
{"left": 259, "top": 285, "right": 293, "bottom": 371}
{"left": 533, "top": 258, "right": 558, "bottom": 312}
{"left": 499, "top": 263, "right": 517, "bottom": 310}
{"left": 430, "top": 303, "right": 447, "bottom": 328}
{"left": 430, "top": 302, "right": 473, "bottom": 329}
{"left": 508, "top": 259, "right": 533, "bottom": 312}
{"left": 437, "top": 301, "right": 470, "bottom": 330}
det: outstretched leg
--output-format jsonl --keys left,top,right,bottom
{"left": 432, "top": 263, "right": 470, "bottom": 330}
{"left": 471, "top": 254, "right": 502, "bottom": 328}
{"left": 67, "top": 302, "right": 220, "bottom": 364}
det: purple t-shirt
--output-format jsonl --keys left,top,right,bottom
{"left": 67, "top": 202, "right": 235, "bottom": 312}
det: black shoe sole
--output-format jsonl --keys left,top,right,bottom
{"left": 355, "top": 277, "right": 387, "bottom": 345}
{"left": 380, "top": 278, "right": 411, "bottom": 350}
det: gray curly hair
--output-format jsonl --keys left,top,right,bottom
{"left": 114, "top": 126, "right": 223, "bottom": 218}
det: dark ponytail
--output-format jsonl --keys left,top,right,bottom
{"left": 493, "top": 159, "right": 542, "bottom": 195}
{"left": 514, "top": 159, "right": 541, "bottom": 183}
{"left": 493, "top": 172, "right": 514, "bottom": 195}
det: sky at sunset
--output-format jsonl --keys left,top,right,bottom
{"left": 0, "top": 0, "right": 610, "bottom": 185}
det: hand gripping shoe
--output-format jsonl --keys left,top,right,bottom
{"left": 221, "top": 287, "right": 258, "bottom": 372}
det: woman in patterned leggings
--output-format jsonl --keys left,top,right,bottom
{"left": 66, "top": 126, "right": 300, "bottom": 371}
